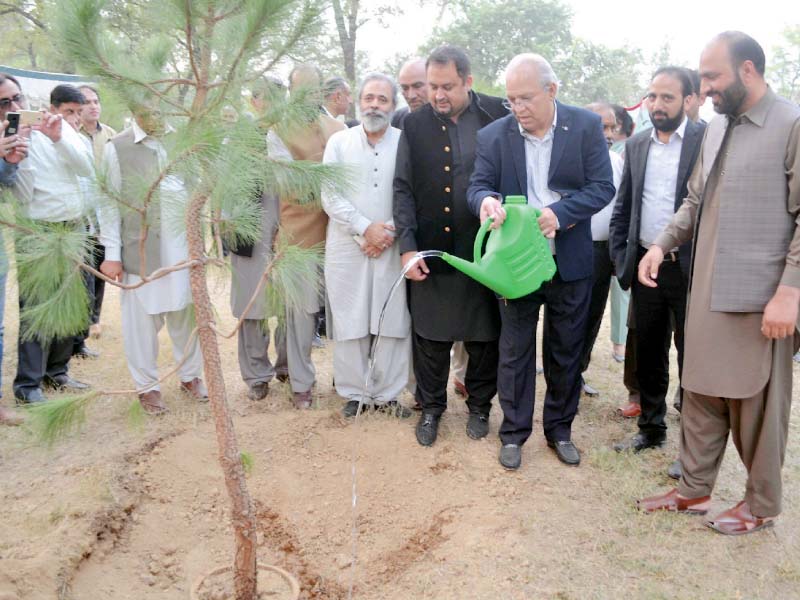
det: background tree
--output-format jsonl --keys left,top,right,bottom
{"left": 770, "top": 25, "right": 800, "bottom": 103}
{"left": 423, "top": 0, "right": 572, "bottom": 87}
{"left": 2, "top": 0, "right": 346, "bottom": 598}
{"left": 420, "top": 0, "right": 645, "bottom": 105}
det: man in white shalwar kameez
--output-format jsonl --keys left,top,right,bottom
{"left": 322, "top": 73, "right": 411, "bottom": 417}
{"left": 99, "top": 108, "right": 206, "bottom": 415}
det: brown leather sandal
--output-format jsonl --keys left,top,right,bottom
{"left": 706, "top": 501, "right": 775, "bottom": 536}
{"left": 636, "top": 488, "right": 712, "bottom": 514}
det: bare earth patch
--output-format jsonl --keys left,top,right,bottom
{"left": 0, "top": 275, "right": 798, "bottom": 599}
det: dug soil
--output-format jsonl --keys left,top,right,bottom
{"left": 1, "top": 278, "right": 799, "bottom": 600}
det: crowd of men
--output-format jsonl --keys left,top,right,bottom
{"left": 0, "top": 29, "right": 798, "bottom": 537}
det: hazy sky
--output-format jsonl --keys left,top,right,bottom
{"left": 568, "top": 0, "right": 796, "bottom": 67}
{"left": 360, "top": 0, "right": 796, "bottom": 74}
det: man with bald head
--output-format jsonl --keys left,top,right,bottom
{"left": 468, "top": 53, "right": 615, "bottom": 469}
{"left": 391, "top": 58, "right": 428, "bottom": 129}
{"left": 637, "top": 32, "right": 800, "bottom": 535}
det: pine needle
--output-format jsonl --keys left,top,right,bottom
{"left": 127, "top": 397, "right": 147, "bottom": 430}
{"left": 264, "top": 240, "right": 324, "bottom": 325}
{"left": 26, "top": 392, "right": 100, "bottom": 447}
{"left": 240, "top": 451, "right": 255, "bottom": 476}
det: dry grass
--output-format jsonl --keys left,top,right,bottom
{"left": 0, "top": 268, "right": 798, "bottom": 600}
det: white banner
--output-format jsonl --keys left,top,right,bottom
{"left": 0, "top": 65, "right": 90, "bottom": 110}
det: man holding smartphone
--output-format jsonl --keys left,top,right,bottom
{"left": 0, "top": 73, "right": 29, "bottom": 423}
{"left": 8, "top": 81, "right": 94, "bottom": 404}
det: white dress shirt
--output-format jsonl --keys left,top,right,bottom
{"left": 520, "top": 102, "right": 560, "bottom": 252}
{"left": 639, "top": 117, "right": 687, "bottom": 247}
{"left": 98, "top": 121, "right": 191, "bottom": 315}
{"left": 13, "top": 121, "right": 95, "bottom": 222}
{"left": 591, "top": 150, "right": 624, "bottom": 241}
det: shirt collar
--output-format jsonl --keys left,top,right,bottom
{"left": 518, "top": 101, "right": 558, "bottom": 141}
{"left": 358, "top": 123, "right": 391, "bottom": 148}
{"left": 735, "top": 87, "right": 775, "bottom": 128}
{"left": 649, "top": 115, "right": 688, "bottom": 144}
{"left": 132, "top": 120, "right": 174, "bottom": 144}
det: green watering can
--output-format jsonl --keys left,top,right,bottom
{"left": 441, "top": 195, "right": 556, "bottom": 299}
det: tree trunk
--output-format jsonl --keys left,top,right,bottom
{"left": 185, "top": 194, "right": 258, "bottom": 600}
{"left": 331, "top": 0, "right": 358, "bottom": 84}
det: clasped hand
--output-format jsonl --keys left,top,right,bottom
{"left": 361, "top": 222, "right": 395, "bottom": 259}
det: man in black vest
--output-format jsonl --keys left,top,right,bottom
{"left": 394, "top": 45, "right": 507, "bottom": 447}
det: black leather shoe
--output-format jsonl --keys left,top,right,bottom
{"left": 613, "top": 433, "right": 666, "bottom": 453}
{"left": 415, "top": 413, "right": 440, "bottom": 446}
{"left": 466, "top": 412, "right": 489, "bottom": 440}
{"left": 668, "top": 459, "right": 682, "bottom": 480}
{"left": 14, "top": 387, "right": 45, "bottom": 405}
{"left": 43, "top": 375, "right": 90, "bottom": 391}
{"left": 673, "top": 388, "right": 682, "bottom": 413}
{"left": 73, "top": 344, "right": 100, "bottom": 359}
{"left": 377, "top": 400, "right": 412, "bottom": 419}
{"left": 499, "top": 444, "right": 521, "bottom": 470}
{"left": 342, "top": 400, "right": 365, "bottom": 418}
{"left": 247, "top": 381, "right": 269, "bottom": 401}
{"left": 548, "top": 440, "right": 581, "bottom": 465}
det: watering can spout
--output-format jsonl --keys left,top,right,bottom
{"left": 439, "top": 197, "right": 556, "bottom": 299}
{"left": 441, "top": 252, "right": 490, "bottom": 288}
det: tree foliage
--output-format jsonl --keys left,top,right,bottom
{"left": 420, "top": 0, "right": 646, "bottom": 105}
{"left": 7, "top": 0, "right": 348, "bottom": 597}
{"left": 770, "top": 25, "right": 800, "bottom": 103}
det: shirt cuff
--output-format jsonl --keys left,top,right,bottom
{"left": 653, "top": 232, "right": 679, "bottom": 254}
{"left": 779, "top": 263, "right": 800, "bottom": 289}
{"left": 104, "top": 245, "right": 121, "bottom": 262}
{"left": 352, "top": 214, "right": 371, "bottom": 237}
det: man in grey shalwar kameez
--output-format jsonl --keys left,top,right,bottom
{"left": 230, "top": 81, "right": 289, "bottom": 400}
{"left": 637, "top": 32, "right": 800, "bottom": 535}
{"left": 322, "top": 73, "right": 411, "bottom": 417}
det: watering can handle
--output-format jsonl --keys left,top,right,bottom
{"left": 473, "top": 217, "right": 494, "bottom": 264}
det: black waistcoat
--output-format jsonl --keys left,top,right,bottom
{"left": 402, "top": 92, "right": 507, "bottom": 274}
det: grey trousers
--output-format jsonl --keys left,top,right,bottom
{"left": 286, "top": 273, "right": 320, "bottom": 393}
{"left": 333, "top": 335, "right": 410, "bottom": 403}
{"left": 677, "top": 338, "right": 794, "bottom": 517}
{"left": 237, "top": 319, "right": 287, "bottom": 387}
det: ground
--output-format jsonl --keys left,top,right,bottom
{"left": 0, "top": 274, "right": 799, "bottom": 600}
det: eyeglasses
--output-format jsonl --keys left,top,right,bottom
{"left": 502, "top": 95, "right": 540, "bottom": 111}
{"left": 0, "top": 94, "right": 24, "bottom": 109}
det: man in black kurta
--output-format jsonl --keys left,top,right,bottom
{"left": 393, "top": 45, "right": 508, "bottom": 447}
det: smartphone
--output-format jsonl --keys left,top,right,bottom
{"left": 4, "top": 112, "right": 19, "bottom": 136}
{"left": 18, "top": 110, "right": 43, "bottom": 127}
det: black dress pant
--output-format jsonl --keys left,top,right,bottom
{"left": 498, "top": 273, "right": 592, "bottom": 446}
{"left": 14, "top": 292, "right": 73, "bottom": 396}
{"left": 71, "top": 248, "right": 96, "bottom": 354}
{"left": 90, "top": 237, "right": 105, "bottom": 325}
{"left": 631, "top": 247, "right": 687, "bottom": 439}
{"left": 412, "top": 332, "right": 498, "bottom": 417}
{"left": 579, "top": 240, "right": 613, "bottom": 374}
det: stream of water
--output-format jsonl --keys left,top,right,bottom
{"left": 347, "top": 250, "right": 444, "bottom": 598}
